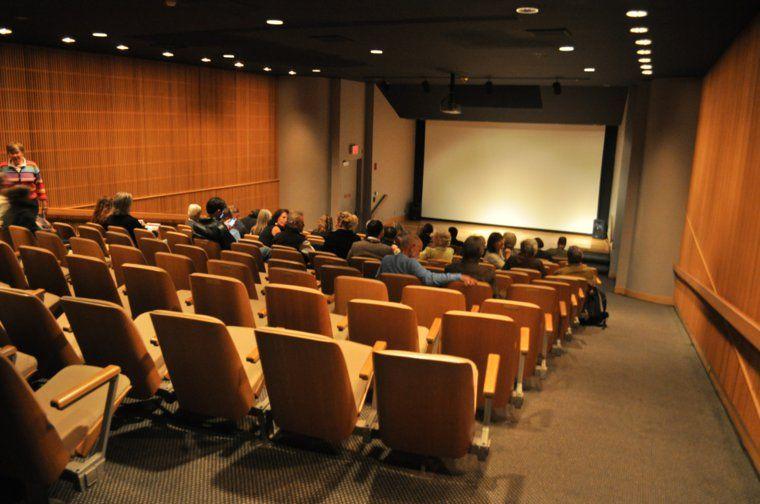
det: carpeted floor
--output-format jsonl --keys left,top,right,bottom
{"left": 5, "top": 289, "right": 760, "bottom": 503}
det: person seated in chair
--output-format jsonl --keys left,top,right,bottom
{"left": 554, "top": 246, "right": 597, "bottom": 286}
{"left": 419, "top": 230, "right": 454, "bottom": 262}
{"left": 190, "top": 196, "right": 236, "bottom": 250}
{"left": 347, "top": 219, "right": 394, "bottom": 260}
{"left": 105, "top": 192, "right": 145, "bottom": 243}
{"left": 505, "top": 239, "right": 546, "bottom": 276}
{"left": 378, "top": 234, "right": 476, "bottom": 287}
{"left": 483, "top": 232, "right": 506, "bottom": 269}
{"left": 449, "top": 226, "right": 464, "bottom": 248}
{"left": 445, "top": 235, "right": 496, "bottom": 292}
{"left": 272, "top": 211, "right": 315, "bottom": 257}
{"left": 324, "top": 211, "right": 360, "bottom": 259}
{"left": 545, "top": 236, "right": 568, "bottom": 260}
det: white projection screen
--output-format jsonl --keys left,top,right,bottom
{"left": 422, "top": 121, "right": 606, "bottom": 234}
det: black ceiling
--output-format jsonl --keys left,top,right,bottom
{"left": 0, "top": 1, "right": 757, "bottom": 86}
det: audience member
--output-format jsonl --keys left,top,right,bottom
{"left": 545, "top": 236, "right": 568, "bottom": 259}
{"left": 259, "top": 208, "right": 288, "bottom": 247}
{"left": 449, "top": 226, "right": 464, "bottom": 248}
{"left": 503, "top": 232, "right": 517, "bottom": 256}
{"left": 105, "top": 192, "right": 145, "bottom": 243}
{"left": 535, "top": 237, "right": 552, "bottom": 259}
{"left": 378, "top": 234, "right": 476, "bottom": 287}
{"left": 186, "top": 203, "right": 202, "bottom": 227}
{"left": 273, "top": 211, "right": 315, "bottom": 256}
{"left": 226, "top": 205, "right": 248, "bottom": 237}
{"left": 381, "top": 225, "right": 398, "bottom": 247}
{"left": 312, "top": 214, "right": 333, "bottom": 237}
{"left": 190, "top": 197, "right": 237, "bottom": 250}
{"left": 239, "top": 209, "right": 259, "bottom": 234}
{"left": 484, "top": 232, "right": 506, "bottom": 269}
{"left": 347, "top": 219, "right": 394, "bottom": 259}
{"left": 324, "top": 211, "right": 360, "bottom": 258}
{"left": 445, "top": 235, "right": 496, "bottom": 291}
{"left": 555, "top": 246, "right": 597, "bottom": 285}
{"left": 419, "top": 230, "right": 454, "bottom": 262}
{"left": 2, "top": 142, "right": 47, "bottom": 216}
{"left": 91, "top": 197, "right": 113, "bottom": 227}
{"left": 505, "top": 238, "right": 546, "bottom": 276}
{"left": 2, "top": 185, "right": 42, "bottom": 233}
{"left": 252, "top": 209, "right": 271, "bottom": 236}
{"left": 418, "top": 222, "right": 434, "bottom": 249}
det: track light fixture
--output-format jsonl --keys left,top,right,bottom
{"left": 440, "top": 73, "right": 462, "bottom": 115}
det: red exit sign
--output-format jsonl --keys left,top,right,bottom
{"left": 349, "top": 144, "right": 360, "bottom": 155}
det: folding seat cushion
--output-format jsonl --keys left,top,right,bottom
{"left": 155, "top": 252, "right": 195, "bottom": 291}
{"left": 267, "top": 267, "right": 318, "bottom": 290}
{"left": 333, "top": 276, "right": 388, "bottom": 316}
{"left": 378, "top": 273, "right": 421, "bottom": 303}
{"left": 347, "top": 300, "right": 430, "bottom": 352}
{"left": 109, "top": 244, "right": 148, "bottom": 287}
{"left": 123, "top": 264, "right": 193, "bottom": 318}
{"left": 263, "top": 283, "right": 345, "bottom": 338}
{"left": 19, "top": 246, "right": 72, "bottom": 297}
{"left": 137, "top": 237, "right": 171, "bottom": 266}
{"left": 190, "top": 273, "right": 256, "bottom": 328}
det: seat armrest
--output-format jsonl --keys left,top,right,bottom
{"left": 483, "top": 353, "right": 500, "bottom": 399}
{"left": 544, "top": 313, "right": 554, "bottom": 333}
{"left": 0, "top": 345, "right": 17, "bottom": 362}
{"left": 360, "top": 341, "right": 387, "bottom": 380}
{"left": 246, "top": 347, "right": 260, "bottom": 363}
{"left": 257, "top": 308, "right": 267, "bottom": 319}
{"left": 30, "top": 288, "right": 46, "bottom": 301}
{"left": 471, "top": 304, "right": 480, "bottom": 312}
{"left": 336, "top": 316, "right": 348, "bottom": 331}
{"left": 559, "top": 301, "right": 568, "bottom": 318}
{"left": 571, "top": 294, "right": 578, "bottom": 308}
{"left": 520, "top": 328, "right": 530, "bottom": 354}
{"left": 426, "top": 317, "right": 442, "bottom": 353}
{"left": 578, "top": 288, "right": 585, "bottom": 300}
{"left": 51, "top": 365, "right": 121, "bottom": 410}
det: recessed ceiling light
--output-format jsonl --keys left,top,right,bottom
{"left": 234, "top": 61, "right": 244, "bottom": 68}
{"left": 201, "top": 57, "right": 211, "bottom": 63}
{"left": 162, "top": 51, "right": 174, "bottom": 58}
{"left": 638, "top": 58, "right": 651, "bottom": 63}
{"left": 584, "top": 67, "right": 596, "bottom": 72}
{"left": 640, "top": 64, "right": 652, "bottom": 70}
{"left": 642, "top": 70, "right": 653, "bottom": 75}
{"left": 263, "top": 66, "right": 272, "bottom": 72}
{"left": 635, "top": 39, "right": 652, "bottom": 46}
{"left": 637, "top": 49, "right": 652, "bottom": 55}
{"left": 630, "top": 26, "right": 648, "bottom": 33}
{"left": 515, "top": 6, "right": 539, "bottom": 14}
{"left": 0, "top": 27, "right": 12, "bottom": 36}
{"left": 558, "top": 45, "right": 574, "bottom": 52}
{"left": 116, "top": 45, "right": 129, "bottom": 51}
{"left": 312, "top": 68, "right": 321, "bottom": 73}
{"left": 92, "top": 32, "right": 108, "bottom": 38}
{"left": 222, "top": 54, "right": 234, "bottom": 59}
{"left": 626, "top": 10, "right": 648, "bottom": 18}
{"left": 370, "top": 49, "right": 383, "bottom": 55}
{"left": 266, "top": 19, "right": 284, "bottom": 26}
{"left": 61, "top": 36, "right": 76, "bottom": 44}
{"left": 288, "top": 70, "right": 296, "bottom": 75}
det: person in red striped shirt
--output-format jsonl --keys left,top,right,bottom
{"left": 1, "top": 142, "right": 48, "bottom": 215}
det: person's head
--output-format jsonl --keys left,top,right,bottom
{"left": 247, "top": 209, "right": 259, "bottom": 219}
{"left": 3, "top": 185, "right": 31, "bottom": 205}
{"left": 228, "top": 205, "right": 240, "bottom": 218}
{"left": 112, "top": 192, "right": 134, "bottom": 216}
{"left": 366, "top": 219, "right": 383, "bottom": 238}
{"left": 399, "top": 233, "right": 423, "bottom": 258}
{"left": 487, "top": 232, "right": 504, "bottom": 253}
{"left": 535, "top": 237, "right": 544, "bottom": 249}
{"left": 448, "top": 226, "right": 459, "bottom": 240}
{"left": 288, "top": 211, "right": 305, "bottom": 232}
{"left": 187, "top": 203, "right": 202, "bottom": 221}
{"left": 6, "top": 142, "right": 25, "bottom": 165}
{"left": 419, "top": 223, "right": 433, "bottom": 236}
{"left": 431, "top": 230, "right": 451, "bottom": 248}
{"left": 204, "top": 197, "right": 226, "bottom": 218}
{"left": 93, "top": 197, "right": 112, "bottom": 218}
{"left": 381, "top": 226, "right": 398, "bottom": 244}
{"left": 557, "top": 236, "right": 567, "bottom": 249}
{"left": 337, "top": 211, "right": 358, "bottom": 231}
{"left": 255, "top": 209, "right": 271, "bottom": 230}
{"left": 462, "top": 235, "right": 486, "bottom": 262}
{"left": 315, "top": 214, "right": 332, "bottom": 233}
{"left": 270, "top": 208, "right": 289, "bottom": 227}
{"left": 567, "top": 245, "right": 583, "bottom": 265}
{"left": 503, "top": 232, "right": 517, "bottom": 250}
{"left": 520, "top": 239, "right": 538, "bottom": 258}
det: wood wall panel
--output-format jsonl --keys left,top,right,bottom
{"left": 0, "top": 44, "right": 278, "bottom": 213}
{"left": 675, "top": 18, "right": 760, "bottom": 471}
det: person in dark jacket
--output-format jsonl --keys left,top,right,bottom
{"left": 418, "top": 222, "right": 433, "bottom": 250}
{"left": 445, "top": 235, "right": 495, "bottom": 285}
{"left": 105, "top": 192, "right": 145, "bottom": 243}
{"left": 505, "top": 238, "right": 546, "bottom": 276}
{"left": 2, "top": 185, "right": 41, "bottom": 234}
{"left": 324, "top": 211, "right": 360, "bottom": 259}
{"left": 380, "top": 225, "right": 398, "bottom": 247}
{"left": 259, "top": 208, "right": 288, "bottom": 247}
{"left": 449, "top": 226, "right": 464, "bottom": 248}
{"left": 191, "top": 197, "right": 236, "bottom": 250}
{"left": 272, "top": 211, "right": 314, "bottom": 257}
{"left": 239, "top": 209, "right": 259, "bottom": 234}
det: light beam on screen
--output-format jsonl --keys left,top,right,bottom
{"left": 421, "top": 121, "right": 605, "bottom": 234}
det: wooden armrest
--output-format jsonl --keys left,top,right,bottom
{"left": 360, "top": 341, "right": 387, "bottom": 379}
{"left": 571, "top": 294, "right": 578, "bottom": 307}
{"left": 595, "top": 277, "right": 602, "bottom": 286}
{"left": 336, "top": 316, "right": 348, "bottom": 331}
{"left": 471, "top": 304, "right": 480, "bottom": 312}
{"left": 246, "top": 347, "right": 260, "bottom": 363}
{"left": 483, "top": 353, "right": 500, "bottom": 399}
{"left": 544, "top": 312, "right": 554, "bottom": 333}
{"left": 30, "top": 288, "right": 46, "bottom": 301}
{"left": 520, "top": 327, "right": 530, "bottom": 354}
{"left": 0, "top": 345, "right": 17, "bottom": 359}
{"left": 51, "top": 365, "right": 121, "bottom": 410}
{"left": 578, "top": 288, "right": 585, "bottom": 299}
{"left": 559, "top": 301, "right": 568, "bottom": 318}
{"left": 427, "top": 317, "right": 442, "bottom": 344}
{"left": 257, "top": 308, "right": 267, "bottom": 319}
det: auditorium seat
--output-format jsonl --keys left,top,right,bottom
{"left": 174, "top": 244, "right": 209, "bottom": 274}
{"left": 105, "top": 230, "right": 134, "bottom": 247}
{"left": 254, "top": 326, "right": 377, "bottom": 443}
{"left": 194, "top": 238, "right": 221, "bottom": 260}
{"left": 548, "top": 275, "right": 588, "bottom": 323}
{"left": 137, "top": 237, "right": 170, "bottom": 266}
{"left": 0, "top": 350, "right": 129, "bottom": 499}
{"left": 268, "top": 258, "right": 307, "bottom": 272}
{"left": 362, "top": 259, "right": 381, "bottom": 279}
{"left": 77, "top": 226, "right": 109, "bottom": 257}
{"left": 85, "top": 222, "right": 106, "bottom": 234}
{"left": 207, "top": 260, "right": 266, "bottom": 314}
{"left": 441, "top": 311, "right": 522, "bottom": 413}
{"left": 312, "top": 255, "right": 349, "bottom": 282}
{"left": 67, "top": 254, "right": 129, "bottom": 312}
{"left": 401, "top": 285, "right": 466, "bottom": 352}
{"left": 35, "top": 230, "right": 70, "bottom": 267}
{"left": 347, "top": 299, "right": 430, "bottom": 352}
{"left": 319, "top": 265, "right": 362, "bottom": 296}
{"left": 372, "top": 349, "right": 498, "bottom": 462}
{"left": 0, "top": 329, "right": 37, "bottom": 379}
{"left": 221, "top": 250, "right": 264, "bottom": 286}
{"left": 149, "top": 310, "right": 264, "bottom": 421}
{"left": 0, "top": 241, "right": 63, "bottom": 314}
{"left": 176, "top": 224, "right": 193, "bottom": 234}
{"left": 53, "top": 222, "right": 77, "bottom": 243}
{"left": 158, "top": 225, "right": 176, "bottom": 241}
{"left": 0, "top": 288, "right": 82, "bottom": 378}
{"left": 347, "top": 255, "right": 376, "bottom": 271}
{"left": 534, "top": 279, "right": 573, "bottom": 342}
{"left": 510, "top": 267, "right": 541, "bottom": 282}
{"left": 508, "top": 284, "right": 559, "bottom": 376}
{"left": 542, "top": 261, "right": 560, "bottom": 276}
{"left": 109, "top": 244, "right": 147, "bottom": 287}
{"left": 263, "top": 283, "right": 344, "bottom": 338}
{"left": 61, "top": 296, "right": 167, "bottom": 399}
{"left": 122, "top": 264, "right": 193, "bottom": 318}
{"left": 155, "top": 252, "right": 195, "bottom": 291}
{"left": 378, "top": 273, "right": 421, "bottom": 302}
{"left": 69, "top": 237, "right": 109, "bottom": 264}
{"left": 503, "top": 270, "right": 531, "bottom": 285}
{"left": 231, "top": 241, "right": 266, "bottom": 274}
{"left": 493, "top": 271, "right": 514, "bottom": 298}
{"left": 448, "top": 280, "right": 493, "bottom": 310}
{"left": 333, "top": 276, "right": 388, "bottom": 316}
{"left": 267, "top": 266, "right": 319, "bottom": 290}
{"left": 133, "top": 228, "right": 154, "bottom": 242}
{"left": 19, "top": 246, "right": 72, "bottom": 297}
{"left": 270, "top": 247, "right": 305, "bottom": 264}
{"left": 190, "top": 273, "right": 256, "bottom": 327}
{"left": 8, "top": 225, "right": 37, "bottom": 252}
{"left": 166, "top": 231, "right": 192, "bottom": 252}
{"left": 107, "top": 225, "right": 130, "bottom": 237}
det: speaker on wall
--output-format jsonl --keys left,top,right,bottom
{"left": 592, "top": 219, "right": 607, "bottom": 239}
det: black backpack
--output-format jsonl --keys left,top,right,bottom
{"left": 580, "top": 286, "right": 608, "bottom": 328}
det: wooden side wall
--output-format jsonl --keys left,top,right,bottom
{"left": 0, "top": 44, "right": 278, "bottom": 214}
{"left": 674, "top": 18, "right": 760, "bottom": 470}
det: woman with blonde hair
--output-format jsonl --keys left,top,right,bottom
{"left": 419, "top": 230, "right": 454, "bottom": 262}
{"left": 252, "top": 208, "right": 271, "bottom": 236}
{"left": 105, "top": 191, "right": 145, "bottom": 243}
{"left": 324, "top": 211, "right": 360, "bottom": 258}
{"left": 186, "top": 203, "right": 202, "bottom": 226}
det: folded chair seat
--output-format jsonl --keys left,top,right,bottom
{"left": 15, "top": 350, "right": 38, "bottom": 379}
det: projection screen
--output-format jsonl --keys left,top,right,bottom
{"left": 422, "top": 121, "right": 605, "bottom": 234}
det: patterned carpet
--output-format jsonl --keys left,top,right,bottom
{"left": 3, "top": 290, "right": 759, "bottom": 503}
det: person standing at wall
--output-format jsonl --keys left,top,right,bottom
{"left": 2, "top": 143, "right": 47, "bottom": 216}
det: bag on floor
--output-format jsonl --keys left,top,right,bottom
{"left": 580, "top": 286, "right": 608, "bottom": 328}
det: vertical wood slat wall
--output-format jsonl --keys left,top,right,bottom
{"left": 674, "top": 19, "right": 759, "bottom": 469}
{"left": 0, "top": 44, "right": 278, "bottom": 213}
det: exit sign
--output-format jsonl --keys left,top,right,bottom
{"left": 349, "top": 144, "right": 360, "bottom": 155}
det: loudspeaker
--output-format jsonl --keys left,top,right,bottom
{"left": 592, "top": 219, "right": 607, "bottom": 239}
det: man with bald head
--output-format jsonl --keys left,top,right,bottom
{"left": 377, "top": 233, "right": 476, "bottom": 286}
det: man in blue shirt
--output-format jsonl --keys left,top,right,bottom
{"left": 378, "top": 234, "right": 477, "bottom": 287}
